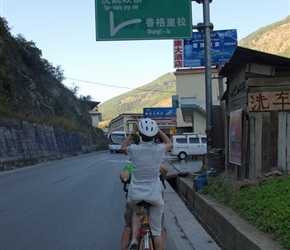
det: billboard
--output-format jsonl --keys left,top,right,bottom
{"left": 143, "top": 107, "right": 176, "bottom": 119}
{"left": 95, "top": 0, "right": 192, "bottom": 41}
{"left": 229, "top": 109, "right": 243, "bottom": 166}
{"left": 174, "top": 29, "right": 238, "bottom": 68}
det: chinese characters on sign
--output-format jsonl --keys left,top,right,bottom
{"left": 248, "top": 91, "right": 290, "bottom": 111}
{"left": 174, "top": 39, "right": 184, "bottom": 68}
{"left": 143, "top": 107, "right": 176, "bottom": 119}
{"left": 95, "top": 0, "right": 192, "bottom": 40}
{"left": 174, "top": 29, "right": 237, "bottom": 68}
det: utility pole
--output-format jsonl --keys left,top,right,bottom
{"left": 192, "top": 0, "right": 213, "bottom": 152}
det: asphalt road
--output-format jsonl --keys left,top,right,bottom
{"left": 1, "top": 151, "right": 219, "bottom": 250}
{"left": 1, "top": 151, "right": 129, "bottom": 250}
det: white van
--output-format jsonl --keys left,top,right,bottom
{"left": 170, "top": 133, "right": 207, "bottom": 160}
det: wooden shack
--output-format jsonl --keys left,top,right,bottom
{"left": 219, "top": 46, "right": 290, "bottom": 180}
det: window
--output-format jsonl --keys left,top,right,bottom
{"left": 201, "top": 138, "right": 207, "bottom": 144}
{"left": 189, "top": 138, "right": 199, "bottom": 144}
{"left": 176, "top": 138, "right": 187, "bottom": 144}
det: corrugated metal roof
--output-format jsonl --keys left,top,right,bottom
{"left": 84, "top": 101, "right": 100, "bottom": 110}
{"left": 219, "top": 46, "right": 290, "bottom": 77}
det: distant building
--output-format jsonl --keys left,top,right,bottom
{"left": 83, "top": 100, "right": 102, "bottom": 128}
{"left": 107, "top": 68, "right": 224, "bottom": 137}
{"left": 107, "top": 112, "right": 176, "bottom": 138}
{"left": 89, "top": 110, "right": 102, "bottom": 128}
{"left": 174, "top": 67, "right": 222, "bottom": 134}
{"left": 107, "top": 113, "right": 143, "bottom": 134}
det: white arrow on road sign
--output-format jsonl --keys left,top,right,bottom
{"left": 110, "top": 11, "right": 141, "bottom": 36}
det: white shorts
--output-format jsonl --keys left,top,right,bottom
{"left": 127, "top": 193, "right": 164, "bottom": 236}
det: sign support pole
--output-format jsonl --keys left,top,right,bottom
{"left": 192, "top": 0, "right": 213, "bottom": 152}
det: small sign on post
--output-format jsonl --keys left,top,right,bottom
{"left": 95, "top": 0, "right": 192, "bottom": 41}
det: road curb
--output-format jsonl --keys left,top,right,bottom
{"left": 163, "top": 180, "right": 221, "bottom": 250}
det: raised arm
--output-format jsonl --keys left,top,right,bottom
{"left": 121, "top": 123, "right": 138, "bottom": 155}
{"left": 157, "top": 129, "right": 172, "bottom": 152}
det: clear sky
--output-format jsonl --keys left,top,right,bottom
{"left": 2, "top": 0, "right": 290, "bottom": 103}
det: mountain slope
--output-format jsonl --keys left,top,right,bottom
{"left": 99, "top": 15, "right": 290, "bottom": 126}
{"left": 239, "top": 15, "right": 290, "bottom": 57}
{"left": 99, "top": 72, "right": 176, "bottom": 122}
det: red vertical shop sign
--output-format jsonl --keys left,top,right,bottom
{"left": 229, "top": 109, "right": 243, "bottom": 165}
{"left": 174, "top": 39, "right": 184, "bottom": 68}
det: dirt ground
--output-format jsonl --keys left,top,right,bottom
{"left": 214, "top": 168, "right": 285, "bottom": 194}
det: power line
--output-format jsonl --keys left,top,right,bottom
{"left": 66, "top": 77, "right": 176, "bottom": 94}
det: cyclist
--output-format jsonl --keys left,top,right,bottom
{"left": 119, "top": 162, "right": 168, "bottom": 250}
{"left": 121, "top": 118, "right": 172, "bottom": 250}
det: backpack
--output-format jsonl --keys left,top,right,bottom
{"left": 194, "top": 173, "right": 208, "bottom": 191}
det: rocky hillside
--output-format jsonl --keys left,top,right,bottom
{"left": 0, "top": 18, "right": 92, "bottom": 130}
{"left": 99, "top": 15, "right": 290, "bottom": 126}
{"left": 0, "top": 17, "right": 109, "bottom": 169}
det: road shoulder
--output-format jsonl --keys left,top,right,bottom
{"left": 163, "top": 180, "right": 221, "bottom": 250}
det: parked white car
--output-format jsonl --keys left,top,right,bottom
{"left": 170, "top": 133, "right": 207, "bottom": 160}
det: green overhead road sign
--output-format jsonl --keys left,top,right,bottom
{"left": 95, "top": 0, "right": 192, "bottom": 41}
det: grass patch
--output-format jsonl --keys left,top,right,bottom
{"left": 0, "top": 109, "right": 87, "bottom": 132}
{"left": 201, "top": 172, "right": 290, "bottom": 249}
{"left": 26, "top": 115, "right": 88, "bottom": 132}
{"left": 0, "top": 106, "right": 20, "bottom": 118}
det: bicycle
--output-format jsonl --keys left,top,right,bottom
{"left": 122, "top": 178, "right": 166, "bottom": 250}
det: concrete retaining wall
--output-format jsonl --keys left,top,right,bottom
{"left": 177, "top": 177, "right": 284, "bottom": 250}
{"left": 0, "top": 118, "right": 108, "bottom": 171}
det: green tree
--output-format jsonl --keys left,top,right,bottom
{"left": 79, "top": 95, "right": 92, "bottom": 101}
{"left": 15, "top": 34, "right": 42, "bottom": 68}
{"left": 53, "top": 65, "right": 65, "bottom": 82}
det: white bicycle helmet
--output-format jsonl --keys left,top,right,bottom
{"left": 138, "top": 118, "right": 158, "bottom": 137}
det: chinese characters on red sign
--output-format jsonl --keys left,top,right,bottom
{"left": 248, "top": 91, "right": 290, "bottom": 111}
{"left": 174, "top": 39, "right": 183, "bottom": 68}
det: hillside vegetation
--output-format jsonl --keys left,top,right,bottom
{"left": 239, "top": 15, "right": 290, "bottom": 57}
{"left": 202, "top": 172, "right": 290, "bottom": 249}
{"left": 0, "top": 17, "right": 94, "bottom": 131}
{"left": 99, "top": 15, "right": 290, "bottom": 126}
{"left": 98, "top": 72, "right": 176, "bottom": 124}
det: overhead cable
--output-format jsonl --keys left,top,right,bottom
{"left": 66, "top": 77, "right": 175, "bottom": 94}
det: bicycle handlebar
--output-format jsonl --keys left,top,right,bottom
{"left": 122, "top": 178, "right": 130, "bottom": 193}
{"left": 161, "top": 179, "right": 166, "bottom": 189}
